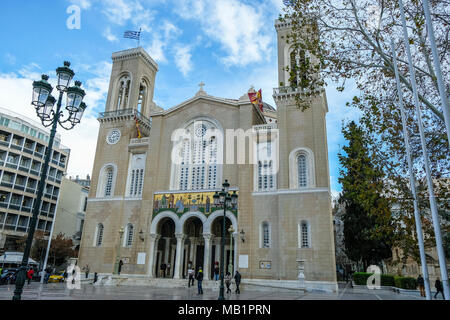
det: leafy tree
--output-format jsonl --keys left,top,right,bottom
{"left": 338, "top": 121, "right": 393, "bottom": 270}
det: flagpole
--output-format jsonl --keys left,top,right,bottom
{"left": 138, "top": 28, "right": 141, "bottom": 47}
{"left": 390, "top": 38, "right": 431, "bottom": 300}
{"left": 399, "top": 0, "right": 449, "bottom": 300}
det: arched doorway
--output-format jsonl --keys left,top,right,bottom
{"left": 210, "top": 216, "right": 234, "bottom": 280}
{"left": 183, "top": 216, "right": 204, "bottom": 277}
{"left": 155, "top": 217, "right": 176, "bottom": 278}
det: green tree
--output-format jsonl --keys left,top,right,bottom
{"left": 339, "top": 121, "right": 393, "bottom": 270}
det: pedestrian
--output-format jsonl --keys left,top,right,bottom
{"left": 167, "top": 263, "right": 171, "bottom": 278}
{"left": 417, "top": 274, "right": 425, "bottom": 297}
{"left": 196, "top": 268, "right": 204, "bottom": 294}
{"left": 63, "top": 270, "right": 68, "bottom": 283}
{"left": 434, "top": 278, "right": 445, "bottom": 299}
{"left": 26, "top": 267, "right": 34, "bottom": 285}
{"left": 214, "top": 264, "right": 220, "bottom": 281}
{"left": 93, "top": 272, "right": 98, "bottom": 284}
{"left": 118, "top": 260, "right": 123, "bottom": 275}
{"left": 225, "top": 272, "right": 232, "bottom": 294}
{"left": 160, "top": 262, "right": 166, "bottom": 278}
{"left": 83, "top": 264, "right": 90, "bottom": 279}
{"left": 44, "top": 267, "right": 51, "bottom": 284}
{"left": 234, "top": 270, "right": 241, "bottom": 294}
{"left": 187, "top": 267, "right": 195, "bottom": 287}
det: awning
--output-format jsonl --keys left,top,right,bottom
{"left": 0, "top": 252, "right": 39, "bottom": 265}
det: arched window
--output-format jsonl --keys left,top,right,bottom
{"left": 297, "top": 154, "right": 307, "bottom": 187}
{"left": 289, "top": 148, "right": 315, "bottom": 189}
{"left": 299, "top": 221, "right": 310, "bottom": 248}
{"left": 256, "top": 142, "right": 276, "bottom": 191}
{"left": 105, "top": 168, "right": 113, "bottom": 196}
{"left": 96, "top": 223, "right": 104, "bottom": 247}
{"left": 137, "top": 79, "right": 147, "bottom": 114}
{"left": 289, "top": 49, "right": 309, "bottom": 89}
{"left": 125, "top": 223, "right": 134, "bottom": 247}
{"left": 97, "top": 164, "right": 117, "bottom": 198}
{"left": 262, "top": 222, "right": 270, "bottom": 248}
{"left": 117, "top": 75, "right": 131, "bottom": 110}
{"left": 171, "top": 120, "right": 222, "bottom": 190}
{"left": 127, "top": 154, "right": 146, "bottom": 197}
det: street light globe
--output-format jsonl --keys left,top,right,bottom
{"left": 222, "top": 179, "right": 230, "bottom": 193}
{"left": 37, "top": 95, "right": 56, "bottom": 120}
{"left": 213, "top": 191, "right": 220, "bottom": 206}
{"left": 70, "top": 102, "right": 87, "bottom": 124}
{"left": 56, "top": 61, "right": 75, "bottom": 91}
{"left": 219, "top": 189, "right": 226, "bottom": 203}
{"left": 32, "top": 75, "right": 53, "bottom": 108}
{"left": 66, "top": 81, "right": 86, "bottom": 112}
{"left": 228, "top": 225, "right": 235, "bottom": 233}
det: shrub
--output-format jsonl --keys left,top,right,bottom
{"left": 394, "top": 276, "right": 417, "bottom": 290}
{"left": 352, "top": 272, "right": 395, "bottom": 286}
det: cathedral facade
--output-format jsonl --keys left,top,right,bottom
{"left": 78, "top": 20, "right": 337, "bottom": 292}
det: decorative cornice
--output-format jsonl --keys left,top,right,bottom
{"left": 112, "top": 47, "right": 158, "bottom": 72}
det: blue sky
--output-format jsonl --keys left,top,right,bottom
{"left": 0, "top": 0, "right": 361, "bottom": 197}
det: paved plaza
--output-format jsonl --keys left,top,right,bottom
{"left": 0, "top": 282, "right": 426, "bottom": 300}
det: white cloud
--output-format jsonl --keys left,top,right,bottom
{"left": 145, "top": 21, "right": 182, "bottom": 63}
{"left": 174, "top": 45, "right": 193, "bottom": 77}
{"left": 68, "top": 0, "right": 92, "bottom": 9}
{"left": 175, "top": 0, "right": 273, "bottom": 66}
{"left": 102, "top": 27, "right": 118, "bottom": 42}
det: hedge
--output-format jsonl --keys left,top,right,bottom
{"left": 353, "top": 272, "right": 394, "bottom": 286}
{"left": 353, "top": 272, "right": 418, "bottom": 289}
{"left": 394, "top": 276, "right": 418, "bottom": 290}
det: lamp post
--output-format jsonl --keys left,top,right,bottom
{"left": 114, "top": 227, "right": 125, "bottom": 275}
{"left": 13, "top": 62, "right": 87, "bottom": 300}
{"left": 213, "top": 180, "right": 238, "bottom": 301}
{"left": 228, "top": 225, "right": 235, "bottom": 274}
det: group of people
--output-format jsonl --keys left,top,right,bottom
{"left": 159, "top": 262, "right": 172, "bottom": 278}
{"left": 187, "top": 264, "right": 242, "bottom": 295}
{"left": 417, "top": 275, "right": 446, "bottom": 299}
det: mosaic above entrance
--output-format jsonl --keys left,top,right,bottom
{"left": 153, "top": 190, "right": 238, "bottom": 217}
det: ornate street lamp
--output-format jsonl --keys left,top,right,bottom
{"left": 215, "top": 179, "right": 237, "bottom": 301}
{"left": 13, "top": 61, "right": 87, "bottom": 300}
{"left": 228, "top": 225, "right": 235, "bottom": 274}
{"left": 114, "top": 227, "right": 125, "bottom": 275}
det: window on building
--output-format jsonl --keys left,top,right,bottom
{"left": 300, "top": 221, "right": 310, "bottom": 248}
{"left": 297, "top": 154, "right": 307, "bottom": 187}
{"left": 96, "top": 224, "right": 104, "bottom": 246}
{"left": 137, "top": 80, "right": 147, "bottom": 114}
{"left": 172, "top": 120, "right": 221, "bottom": 191}
{"left": 128, "top": 154, "right": 146, "bottom": 197}
{"left": 262, "top": 222, "right": 270, "bottom": 248}
{"left": 256, "top": 142, "right": 275, "bottom": 191}
{"left": 105, "top": 167, "right": 113, "bottom": 197}
{"left": 117, "top": 75, "right": 131, "bottom": 109}
{"left": 125, "top": 224, "right": 134, "bottom": 247}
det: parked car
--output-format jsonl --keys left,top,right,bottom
{"left": 0, "top": 268, "right": 19, "bottom": 285}
{"left": 48, "top": 272, "right": 65, "bottom": 283}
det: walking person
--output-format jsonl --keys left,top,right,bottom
{"left": 196, "top": 268, "right": 204, "bottom": 295}
{"left": 434, "top": 278, "right": 445, "bottom": 299}
{"left": 187, "top": 267, "right": 195, "bottom": 287}
{"left": 234, "top": 270, "right": 241, "bottom": 294}
{"left": 417, "top": 274, "right": 425, "bottom": 297}
{"left": 93, "top": 272, "right": 98, "bottom": 284}
{"left": 26, "top": 267, "right": 34, "bottom": 285}
{"left": 83, "top": 264, "right": 90, "bottom": 279}
{"left": 118, "top": 260, "right": 123, "bottom": 275}
{"left": 160, "top": 262, "right": 166, "bottom": 278}
{"left": 225, "top": 272, "right": 232, "bottom": 294}
{"left": 214, "top": 264, "right": 220, "bottom": 281}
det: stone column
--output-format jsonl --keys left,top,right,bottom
{"left": 189, "top": 239, "right": 195, "bottom": 263}
{"left": 163, "top": 237, "right": 170, "bottom": 265}
{"left": 203, "top": 233, "right": 214, "bottom": 280}
{"left": 215, "top": 240, "right": 221, "bottom": 265}
{"left": 147, "top": 234, "right": 160, "bottom": 277}
{"left": 233, "top": 233, "right": 237, "bottom": 274}
{"left": 174, "top": 234, "right": 186, "bottom": 279}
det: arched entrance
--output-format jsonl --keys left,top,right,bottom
{"left": 210, "top": 216, "right": 234, "bottom": 280}
{"left": 183, "top": 216, "right": 204, "bottom": 277}
{"left": 155, "top": 217, "right": 176, "bottom": 278}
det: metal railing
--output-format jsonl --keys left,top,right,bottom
{"left": 98, "top": 108, "right": 152, "bottom": 126}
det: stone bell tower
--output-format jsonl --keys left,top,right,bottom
{"left": 271, "top": 19, "right": 337, "bottom": 289}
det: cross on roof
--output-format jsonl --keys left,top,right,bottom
{"left": 198, "top": 81, "right": 205, "bottom": 91}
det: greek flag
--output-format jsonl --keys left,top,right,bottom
{"left": 124, "top": 30, "right": 141, "bottom": 40}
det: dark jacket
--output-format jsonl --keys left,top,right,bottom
{"left": 196, "top": 271, "right": 203, "bottom": 281}
{"left": 234, "top": 272, "right": 241, "bottom": 284}
{"left": 435, "top": 280, "right": 442, "bottom": 290}
{"left": 417, "top": 276, "right": 424, "bottom": 286}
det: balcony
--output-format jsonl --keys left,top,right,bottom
{"left": 273, "top": 86, "right": 325, "bottom": 100}
{"left": 98, "top": 108, "right": 151, "bottom": 132}
{"left": 129, "top": 137, "right": 150, "bottom": 151}
{"left": 252, "top": 123, "right": 277, "bottom": 132}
